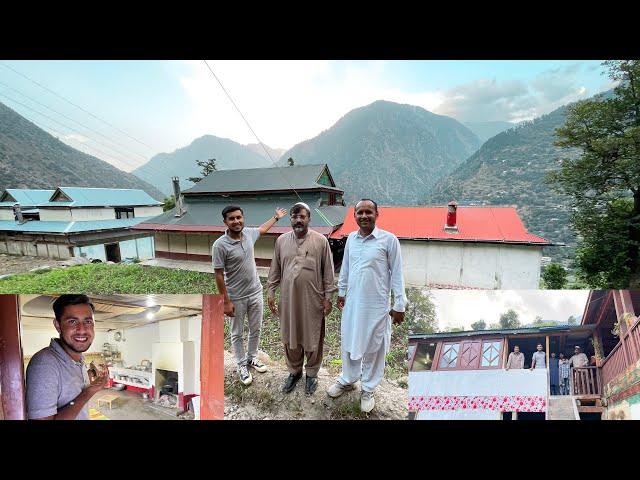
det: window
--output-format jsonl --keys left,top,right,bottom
{"left": 115, "top": 207, "right": 135, "bottom": 219}
{"left": 481, "top": 340, "right": 503, "bottom": 368}
{"left": 435, "top": 338, "right": 504, "bottom": 370}
{"left": 439, "top": 343, "right": 460, "bottom": 369}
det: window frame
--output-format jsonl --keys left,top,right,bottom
{"left": 434, "top": 337, "right": 505, "bottom": 371}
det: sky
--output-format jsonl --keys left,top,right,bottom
{"left": 431, "top": 290, "right": 590, "bottom": 331}
{"left": 0, "top": 60, "right": 615, "bottom": 172}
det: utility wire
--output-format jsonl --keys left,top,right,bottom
{"left": 0, "top": 91, "right": 143, "bottom": 172}
{"left": 0, "top": 61, "right": 157, "bottom": 153}
{"left": 0, "top": 79, "right": 149, "bottom": 164}
{"left": 202, "top": 60, "right": 304, "bottom": 203}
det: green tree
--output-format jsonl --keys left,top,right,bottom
{"left": 287, "top": 157, "right": 295, "bottom": 167}
{"left": 499, "top": 309, "right": 521, "bottom": 329}
{"left": 403, "top": 288, "right": 438, "bottom": 334}
{"left": 187, "top": 158, "right": 217, "bottom": 183}
{"left": 567, "top": 315, "right": 577, "bottom": 325}
{"left": 549, "top": 60, "right": 640, "bottom": 288}
{"left": 470, "top": 319, "right": 487, "bottom": 331}
{"left": 542, "top": 263, "right": 568, "bottom": 289}
{"left": 163, "top": 194, "right": 175, "bottom": 212}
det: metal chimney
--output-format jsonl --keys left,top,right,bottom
{"left": 12, "top": 203, "right": 26, "bottom": 224}
{"left": 444, "top": 201, "right": 458, "bottom": 233}
{"left": 172, "top": 177, "right": 186, "bottom": 217}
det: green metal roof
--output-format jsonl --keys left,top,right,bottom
{"left": 410, "top": 324, "right": 596, "bottom": 340}
{"left": 0, "top": 217, "right": 150, "bottom": 234}
{"left": 182, "top": 164, "right": 343, "bottom": 195}
{"left": 138, "top": 199, "right": 347, "bottom": 229}
{"left": 0, "top": 189, "right": 56, "bottom": 207}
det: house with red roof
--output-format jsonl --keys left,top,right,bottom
{"left": 331, "top": 202, "right": 550, "bottom": 289}
{"left": 135, "top": 165, "right": 550, "bottom": 289}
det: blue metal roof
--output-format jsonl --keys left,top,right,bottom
{"left": 0, "top": 189, "right": 55, "bottom": 207}
{"left": 41, "top": 187, "right": 162, "bottom": 207}
{"left": 0, "top": 217, "right": 150, "bottom": 234}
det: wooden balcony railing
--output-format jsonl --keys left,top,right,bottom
{"left": 601, "top": 314, "right": 640, "bottom": 388}
{"left": 571, "top": 366, "right": 602, "bottom": 396}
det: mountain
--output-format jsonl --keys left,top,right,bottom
{"left": 132, "top": 135, "right": 274, "bottom": 195}
{"left": 245, "top": 143, "right": 285, "bottom": 163}
{"left": 279, "top": 100, "right": 482, "bottom": 205}
{"left": 429, "top": 104, "right": 578, "bottom": 263}
{"left": 463, "top": 121, "right": 517, "bottom": 143}
{"left": 0, "top": 102, "right": 164, "bottom": 200}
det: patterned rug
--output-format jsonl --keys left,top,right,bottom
{"left": 89, "top": 408, "right": 110, "bottom": 420}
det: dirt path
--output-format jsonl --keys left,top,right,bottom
{"left": 224, "top": 351, "right": 408, "bottom": 420}
{"left": 0, "top": 253, "right": 72, "bottom": 276}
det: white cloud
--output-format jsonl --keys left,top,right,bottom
{"left": 176, "top": 60, "right": 447, "bottom": 150}
{"left": 432, "top": 290, "right": 590, "bottom": 331}
{"left": 62, "top": 133, "right": 89, "bottom": 143}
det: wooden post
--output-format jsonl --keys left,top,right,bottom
{"left": 503, "top": 337, "right": 509, "bottom": 369}
{"left": 200, "top": 294, "right": 224, "bottom": 420}
{"left": 0, "top": 295, "right": 26, "bottom": 420}
{"left": 546, "top": 335, "right": 550, "bottom": 397}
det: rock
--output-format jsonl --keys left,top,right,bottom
{"left": 0, "top": 274, "right": 14, "bottom": 280}
{"left": 29, "top": 266, "right": 52, "bottom": 273}
{"left": 60, "top": 257, "right": 90, "bottom": 267}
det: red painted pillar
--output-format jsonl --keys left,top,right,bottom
{"left": 200, "top": 294, "right": 224, "bottom": 420}
{"left": 0, "top": 295, "right": 26, "bottom": 420}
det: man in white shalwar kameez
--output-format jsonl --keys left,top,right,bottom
{"left": 327, "top": 199, "right": 407, "bottom": 412}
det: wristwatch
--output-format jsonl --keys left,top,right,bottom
{"left": 273, "top": 215, "right": 279, "bottom": 221}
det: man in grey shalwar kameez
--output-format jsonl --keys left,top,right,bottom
{"left": 327, "top": 199, "right": 406, "bottom": 413}
{"left": 267, "top": 202, "right": 335, "bottom": 395}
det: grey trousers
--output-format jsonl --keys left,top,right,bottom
{"left": 229, "top": 292, "right": 263, "bottom": 366}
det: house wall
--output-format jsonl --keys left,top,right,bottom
{"left": 0, "top": 209, "right": 14, "bottom": 221}
{"left": 39, "top": 209, "right": 72, "bottom": 221}
{"left": 1, "top": 237, "right": 72, "bottom": 259}
{"left": 21, "top": 325, "right": 107, "bottom": 357}
{"left": 71, "top": 208, "right": 116, "bottom": 221}
{"left": 604, "top": 358, "right": 640, "bottom": 419}
{"left": 401, "top": 241, "right": 543, "bottom": 289}
{"left": 134, "top": 206, "right": 163, "bottom": 218}
{"left": 104, "top": 323, "right": 159, "bottom": 366}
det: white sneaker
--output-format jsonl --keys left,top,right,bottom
{"left": 361, "top": 391, "right": 375, "bottom": 413}
{"left": 248, "top": 357, "right": 268, "bottom": 373}
{"left": 326, "top": 381, "right": 355, "bottom": 398}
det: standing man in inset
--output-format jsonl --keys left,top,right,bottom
{"left": 569, "top": 346, "right": 589, "bottom": 368}
{"left": 267, "top": 202, "right": 335, "bottom": 395}
{"left": 530, "top": 343, "right": 547, "bottom": 370}
{"left": 25, "top": 294, "right": 109, "bottom": 420}
{"left": 213, "top": 205, "right": 287, "bottom": 386}
{"left": 327, "top": 199, "right": 407, "bottom": 413}
{"left": 505, "top": 345, "right": 524, "bottom": 370}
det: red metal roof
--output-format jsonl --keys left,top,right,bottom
{"left": 133, "top": 223, "right": 335, "bottom": 236}
{"left": 329, "top": 206, "right": 550, "bottom": 245}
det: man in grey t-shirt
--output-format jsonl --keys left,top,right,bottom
{"left": 213, "top": 204, "right": 287, "bottom": 386}
{"left": 530, "top": 343, "right": 547, "bottom": 370}
{"left": 25, "top": 294, "right": 109, "bottom": 420}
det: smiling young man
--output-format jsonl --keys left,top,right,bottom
{"left": 213, "top": 204, "right": 287, "bottom": 386}
{"left": 25, "top": 294, "right": 109, "bottom": 420}
{"left": 327, "top": 199, "right": 406, "bottom": 413}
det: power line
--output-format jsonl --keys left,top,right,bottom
{"left": 0, "top": 79, "right": 149, "bottom": 164}
{"left": 202, "top": 60, "right": 304, "bottom": 204}
{"left": 0, "top": 91, "right": 143, "bottom": 172}
{"left": 0, "top": 61, "right": 157, "bottom": 153}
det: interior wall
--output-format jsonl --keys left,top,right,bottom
{"left": 104, "top": 323, "right": 159, "bottom": 366}
{"left": 21, "top": 325, "right": 107, "bottom": 357}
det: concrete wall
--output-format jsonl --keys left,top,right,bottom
{"left": 0, "top": 209, "right": 14, "bottom": 221}
{"left": 104, "top": 323, "right": 159, "bottom": 367}
{"left": 134, "top": 206, "right": 163, "bottom": 218}
{"left": 401, "top": 241, "right": 543, "bottom": 289}
{"left": 3, "top": 239, "right": 72, "bottom": 259}
{"left": 39, "top": 209, "right": 72, "bottom": 221}
{"left": 254, "top": 236, "right": 276, "bottom": 260}
{"left": 71, "top": 208, "right": 115, "bottom": 221}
